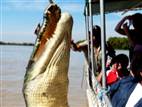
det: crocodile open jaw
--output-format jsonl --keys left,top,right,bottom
{"left": 23, "top": 4, "right": 73, "bottom": 107}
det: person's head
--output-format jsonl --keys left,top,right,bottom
{"left": 131, "top": 13, "right": 142, "bottom": 31}
{"left": 92, "top": 25, "right": 101, "bottom": 48}
{"left": 106, "top": 42, "right": 116, "bottom": 58}
{"left": 110, "top": 54, "right": 129, "bottom": 77}
{"left": 130, "top": 51, "right": 142, "bottom": 82}
{"left": 127, "top": 13, "right": 142, "bottom": 45}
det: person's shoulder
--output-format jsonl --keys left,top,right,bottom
{"left": 106, "top": 69, "right": 111, "bottom": 75}
{"left": 109, "top": 76, "right": 135, "bottom": 91}
{"left": 119, "top": 76, "right": 138, "bottom": 84}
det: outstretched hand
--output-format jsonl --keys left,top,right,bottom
{"left": 70, "top": 40, "right": 78, "bottom": 51}
{"left": 123, "top": 22, "right": 129, "bottom": 29}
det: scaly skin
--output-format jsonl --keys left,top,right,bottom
{"left": 23, "top": 4, "right": 73, "bottom": 107}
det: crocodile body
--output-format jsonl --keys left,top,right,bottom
{"left": 23, "top": 4, "right": 73, "bottom": 107}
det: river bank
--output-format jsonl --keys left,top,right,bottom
{"left": 0, "top": 41, "right": 34, "bottom": 46}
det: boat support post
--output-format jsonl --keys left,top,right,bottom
{"left": 100, "top": 0, "right": 106, "bottom": 89}
{"left": 89, "top": 0, "right": 97, "bottom": 80}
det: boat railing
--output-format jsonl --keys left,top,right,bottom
{"left": 84, "top": 0, "right": 112, "bottom": 106}
{"left": 84, "top": 0, "right": 142, "bottom": 107}
{"left": 84, "top": 61, "right": 112, "bottom": 107}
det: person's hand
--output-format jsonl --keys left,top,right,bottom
{"left": 123, "top": 22, "right": 128, "bottom": 27}
{"left": 71, "top": 40, "right": 77, "bottom": 47}
{"left": 70, "top": 40, "right": 75, "bottom": 47}
{"left": 123, "top": 15, "right": 132, "bottom": 21}
{"left": 123, "top": 22, "right": 129, "bottom": 29}
{"left": 115, "top": 15, "right": 132, "bottom": 35}
{"left": 70, "top": 40, "right": 78, "bottom": 51}
{"left": 71, "top": 39, "right": 74, "bottom": 44}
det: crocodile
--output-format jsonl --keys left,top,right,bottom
{"left": 23, "top": 4, "right": 73, "bottom": 107}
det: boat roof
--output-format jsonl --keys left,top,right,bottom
{"left": 84, "top": 0, "right": 142, "bottom": 15}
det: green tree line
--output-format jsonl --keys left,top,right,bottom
{"left": 107, "top": 37, "right": 129, "bottom": 50}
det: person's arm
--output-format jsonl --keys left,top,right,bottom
{"left": 71, "top": 40, "right": 87, "bottom": 52}
{"left": 122, "top": 23, "right": 135, "bottom": 47}
{"left": 97, "top": 71, "right": 103, "bottom": 83}
{"left": 115, "top": 16, "right": 131, "bottom": 35}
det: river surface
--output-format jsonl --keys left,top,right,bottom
{"left": 0, "top": 45, "right": 129, "bottom": 107}
{"left": 1, "top": 45, "right": 88, "bottom": 107}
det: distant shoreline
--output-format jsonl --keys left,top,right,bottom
{"left": 0, "top": 41, "right": 34, "bottom": 46}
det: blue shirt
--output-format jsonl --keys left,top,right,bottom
{"left": 109, "top": 76, "right": 138, "bottom": 107}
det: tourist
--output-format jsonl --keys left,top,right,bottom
{"left": 109, "top": 49, "right": 142, "bottom": 107}
{"left": 115, "top": 13, "right": 142, "bottom": 61}
{"left": 71, "top": 25, "right": 115, "bottom": 73}
{"left": 97, "top": 54, "right": 129, "bottom": 85}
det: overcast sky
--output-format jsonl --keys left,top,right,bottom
{"left": 1, "top": 0, "right": 142, "bottom": 43}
